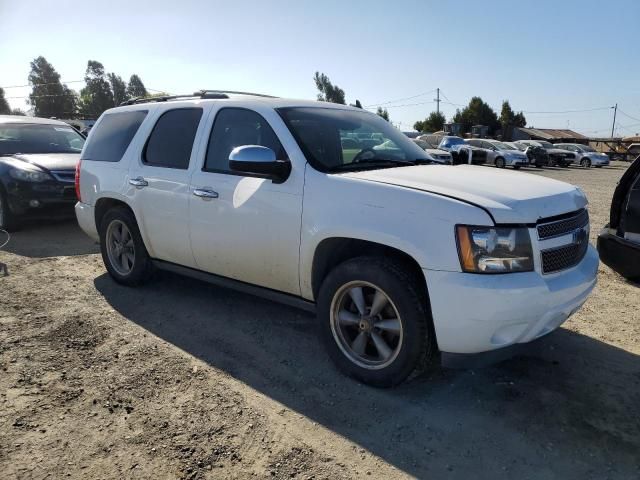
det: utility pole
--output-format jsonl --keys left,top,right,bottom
{"left": 434, "top": 88, "right": 440, "bottom": 115}
{"left": 611, "top": 103, "right": 617, "bottom": 138}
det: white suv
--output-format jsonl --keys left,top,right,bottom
{"left": 75, "top": 91, "right": 598, "bottom": 386}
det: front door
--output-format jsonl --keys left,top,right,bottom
{"left": 129, "top": 107, "right": 207, "bottom": 268}
{"left": 188, "top": 106, "right": 304, "bottom": 295}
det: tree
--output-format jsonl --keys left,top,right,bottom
{"left": 414, "top": 111, "right": 445, "bottom": 133}
{"left": 376, "top": 106, "right": 390, "bottom": 121}
{"left": 0, "top": 88, "right": 10, "bottom": 114}
{"left": 513, "top": 111, "right": 527, "bottom": 128}
{"left": 11, "top": 108, "right": 26, "bottom": 116}
{"left": 452, "top": 96, "right": 500, "bottom": 134}
{"left": 27, "top": 56, "right": 77, "bottom": 118}
{"left": 126, "top": 74, "right": 147, "bottom": 98}
{"left": 79, "top": 60, "right": 114, "bottom": 118}
{"left": 499, "top": 100, "right": 527, "bottom": 139}
{"left": 313, "top": 72, "right": 345, "bottom": 104}
{"left": 108, "top": 73, "right": 129, "bottom": 106}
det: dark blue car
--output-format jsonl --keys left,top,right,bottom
{"left": 0, "top": 115, "right": 85, "bottom": 231}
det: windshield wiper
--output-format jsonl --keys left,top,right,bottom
{"left": 329, "top": 158, "right": 419, "bottom": 172}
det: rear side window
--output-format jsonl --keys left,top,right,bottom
{"left": 204, "top": 108, "right": 286, "bottom": 173}
{"left": 143, "top": 108, "right": 203, "bottom": 169}
{"left": 82, "top": 110, "right": 147, "bottom": 162}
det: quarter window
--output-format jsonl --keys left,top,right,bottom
{"left": 204, "top": 108, "right": 286, "bottom": 173}
{"left": 143, "top": 108, "right": 203, "bottom": 169}
{"left": 82, "top": 110, "right": 147, "bottom": 162}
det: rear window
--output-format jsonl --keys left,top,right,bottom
{"left": 82, "top": 110, "right": 147, "bottom": 162}
{"left": 143, "top": 108, "right": 203, "bottom": 169}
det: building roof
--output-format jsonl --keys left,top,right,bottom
{"left": 515, "top": 127, "right": 587, "bottom": 140}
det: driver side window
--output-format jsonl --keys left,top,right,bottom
{"left": 204, "top": 108, "right": 287, "bottom": 173}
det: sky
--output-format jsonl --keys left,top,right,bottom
{"left": 1, "top": 0, "right": 639, "bottom": 136}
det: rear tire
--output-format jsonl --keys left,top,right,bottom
{"left": 317, "top": 256, "right": 436, "bottom": 387}
{"left": 0, "top": 188, "right": 20, "bottom": 232}
{"left": 99, "top": 207, "right": 153, "bottom": 286}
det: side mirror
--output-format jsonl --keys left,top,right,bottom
{"left": 228, "top": 145, "right": 291, "bottom": 183}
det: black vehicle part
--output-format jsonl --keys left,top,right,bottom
{"left": 610, "top": 156, "right": 640, "bottom": 231}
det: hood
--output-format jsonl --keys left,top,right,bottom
{"left": 546, "top": 148, "right": 573, "bottom": 156}
{"left": 10, "top": 153, "right": 80, "bottom": 171}
{"left": 342, "top": 165, "right": 587, "bottom": 224}
{"left": 503, "top": 149, "right": 528, "bottom": 157}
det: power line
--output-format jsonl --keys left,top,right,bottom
{"left": 1, "top": 80, "right": 84, "bottom": 89}
{"left": 365, "top": 89, "right": 437, "bottom": 108}
{"left": 618, "top": 109, "right": 640, "bottom": 123}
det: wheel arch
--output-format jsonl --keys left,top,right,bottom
{"left": 94, "top": 196, "right": 152, "bottom": 255}
{"left": 311, "top": 237, "right": 429, "bottom": 304}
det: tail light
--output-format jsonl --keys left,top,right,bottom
{"left": 75, "top": 160, "right": 82, "bottom": 202}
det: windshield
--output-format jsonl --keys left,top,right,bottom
{"left": 538, "top": 141, "right": 555, "bottom": 149}
{"left": 440, "top": 137, "right": 465, "bottom": 147}
{"left": 0, "top": 123, "right": 85, "bottom": 155}
{"left": 277, "top": 107, "right": 429, "bottom": 171}
{"left": 413, "top": 139, "right": 430, "bottom": 150}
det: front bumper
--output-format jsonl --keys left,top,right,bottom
{"left": 597, "top": 230, "right": 640, "bottom": 279}
{"left": 591, "top": 156, "right": 610, "bottom": 166}
{"left": 505, "top": 157, "right": 529, "bottom": 166}
{"left": 3, "top": 177, "right": 77, "bottom": 219}
{"left": 424, "top": 245, "right": 598, "bottom": 356}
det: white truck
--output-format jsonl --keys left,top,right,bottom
{"left": 75, "top": 91, "right": 598, "bottom": 386}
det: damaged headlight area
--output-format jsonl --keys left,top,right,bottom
{"left": 456, "top": 225, "right": 534, "bottom": 273}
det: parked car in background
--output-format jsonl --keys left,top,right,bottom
{"left": 465, "top": 139, "right": 529, "bottom": 169}
{"left": 555, "top": 143, "right": 610, "bottom": 168}
{"left": 515, "top": 140, "right": 576, "bottom": 167}
{"left": 597, "top": 155, "right": 640, "bottom": 280}
{"left": 75, "top": 91, "right": 597, "bottom": 386}
{"left": 0, "top": 115, "right": 84, "bottom": 231}
{"left": 412, "top": 138, "right": 452, "bottom": 164}
{"left": 507, "top": 141, "right": 549, "bottom": 168}
{"left": 438, "top": 136, "right": 487, "bottom": 165}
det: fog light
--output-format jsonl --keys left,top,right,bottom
{"left": 29, "top": 199, "right": 41, "bottom": 208}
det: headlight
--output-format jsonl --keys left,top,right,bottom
{"left": 456, "top": 225, "right": 534, "bottom": 273}
{"left": 9, "top": 167, "right": 53, "bottom": 183}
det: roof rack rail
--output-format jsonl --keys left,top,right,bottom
{"left": 196, "top": 89, "right": 278, "bottom": 99}
{"left": 120, "top": 89, "right": 277, "bottom": 106}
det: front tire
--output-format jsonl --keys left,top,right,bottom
{"left": 581, "top": 157, "right": 591, "bottom": 168}
{"left": 495, "top": 157, "right": 506, "bottom": 168}
{"left": 317, "top": 257, "right": 436, "bottom": 387}
{"left": 99, "top": 207, "right": 153, "bottom": 286}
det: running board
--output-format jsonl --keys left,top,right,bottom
{"left": 151, "top": 260, "right": 316, "bottom": 313}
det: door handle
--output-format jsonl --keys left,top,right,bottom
{"left": 193, "top": 188, "right": 219, "bottom": 199}
{"left": 129, "top": 176, "right": 148, "bottom": 188}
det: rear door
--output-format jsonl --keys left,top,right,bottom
{"left": 128, "top": 106, "right": 208, "bottom": 268}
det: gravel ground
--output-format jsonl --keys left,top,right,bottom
{"left": 1, "top": 161, "right": 639, "bottom": 479}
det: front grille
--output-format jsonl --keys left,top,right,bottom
{"left": 50, "top": 170, "right": 75, "bottom": 183}
{"left": 541, "top": 240, "right": 588, "bottom": 274}
{"left": 537, "top": 209, "right": 589, "bottom": 239}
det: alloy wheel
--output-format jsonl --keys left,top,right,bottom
{"left": 106, "top": 220, "right": 135, "bottom": 276}
{"left": 330, "top": 281, "right": 403, "bottom": 370}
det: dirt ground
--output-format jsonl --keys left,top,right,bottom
{"left": 1, "top": 161, "right": 639, "bottom": 480}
